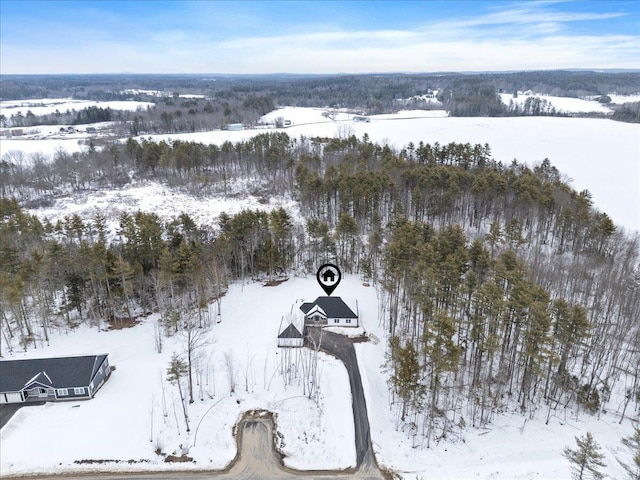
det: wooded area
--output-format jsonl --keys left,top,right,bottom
{"left": 1, "top": 131, "right": 638, "bottom": 447}
{"left": 3, "top": 71, "right": 639, "bottom": 131}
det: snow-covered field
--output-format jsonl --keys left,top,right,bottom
{"left": 607, "top": 93, "right": 640, "bottom": 104}
{"left": 3, "top": 106, "right": 638, "bottom": 231}
{"left": 0, "top": 98, "right": 154, "bottom": 117}
{"left": 499, "top": 92, "right": 613, "bottom": 114}
{"left": 138, "top": 109, "right": 640, "bottom": 232}
{"left": 0, "top": 137, "right": 90, "bottom": 158}
{"left": 0, "top": 276, "right": 359, "bottom": 476}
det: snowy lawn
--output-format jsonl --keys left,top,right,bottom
{"left": 0, "top": 276, "right": 370, "bottom": 476}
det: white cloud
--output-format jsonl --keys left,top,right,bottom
{"left": 1, "top": 1, "right": 637, "bottom": 74}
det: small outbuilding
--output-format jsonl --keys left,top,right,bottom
{"left": 277, "top": 323, "right": 304, "bottom": 348}
{"left": 0, "top": 354, "right": 111, "bottom": 404}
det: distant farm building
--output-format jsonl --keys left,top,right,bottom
{"left": 0, "top": 354, "right": 111, "bottom": 404}
{"left": 277, "top": 323, "right": 304, "bottom": 348}
{"left": 224, "top": 123, "right": 244, "bottom": 131}
{"left": 353, "top": 116, "right": 370, "bottom": 123}
{"left": 300, "top": 296, "right": 358, "bottom": 327}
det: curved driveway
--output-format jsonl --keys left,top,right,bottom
{"left": 305, "top": 327, "right": 380, "bottom": 475}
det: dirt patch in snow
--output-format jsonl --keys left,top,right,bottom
{"left": 263, "top": 278, "right": 289, "bottom": 287}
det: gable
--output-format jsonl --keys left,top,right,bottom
{"left": 23, "top": 371, "right": 54, "bottom": 390}
{"left": 300, "top": 302, "right": 314, "bottom": 314}
{"left": 0, "top": 355, "right": 108, "bottom": 393}
{"left": 301, "top": 296, "right": 357, "bottom": 319}
{"left": 306, "top": 304, "right": 327, "bottom": 318}
{"left": 278, "top": 323, "right": 303, "bottom": 339}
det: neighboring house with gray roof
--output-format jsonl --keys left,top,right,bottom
{"left": 300, "top": 296, "right": 358, "bottom": 327}
{"left": 0, "top": 354, "right": 111, "bottom": 404}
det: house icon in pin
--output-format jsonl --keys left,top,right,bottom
{"left": 322, "top": 269, "right": 336, "bottom": 283}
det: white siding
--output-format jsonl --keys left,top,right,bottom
{"left": 278, "top": 338, "right": 304, "bottom": 348}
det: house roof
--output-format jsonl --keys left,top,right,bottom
{"left": 300, "top": 297, "right": 357, "bottom": 319}
{"left": 0, "top": 354, "right": 108, "bottom": 393}
{"left": 278, "top": 323, "right": 303, "bottom": 339}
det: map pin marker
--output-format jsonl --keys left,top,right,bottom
{"left": 317, "top": 263, "right": 342, "bottom": 296}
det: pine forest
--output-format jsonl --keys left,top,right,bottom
{"left": 1, "top": 132, "right": 639, "bottom": 447}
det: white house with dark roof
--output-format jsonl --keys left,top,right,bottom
{"left": 0, "top": 354, "right": 111, "bottom": 404}
{"left": 300, "top": 296, "right": 358, "bottom": 327}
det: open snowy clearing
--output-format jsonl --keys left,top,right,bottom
{"left": 28, "top": 179, "right": 301, "bottom": 235}
{"left": 606, "top": 93, "right": 640, "bottom": 104}
{"left": 499, "top": 93, "right": 613, "bottom": 114}
{"left": 138, "top": 111, "right": 640, "bottom": 232}
{"left": 0, "top": 98, "right": 154, "bottom": 117}
{"left": 0, "top": 137, "right": 90, "bottom": 158}
{"left": 0, "top": 276, "right": 362, "bottom": 476}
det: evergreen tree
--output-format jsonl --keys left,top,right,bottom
{"left": 167, "top": 353, "right": 190, "bottom": 432}
{"left": 563, "top": 432, "right": 607, "bottom": 480}
{"left": 619, "top": 428, "right": 640, "bottom": 480}
{"left": 389, "top": 338, "right": 425, "bottom": 421}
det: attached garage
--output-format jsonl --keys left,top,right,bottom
{"left": 0, "top": 392, "right": 24, "bottom": 404}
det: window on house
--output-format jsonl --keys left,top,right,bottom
{"left": 346, "top": 319, "right": 352, "bottom": 324}
{"left": 334, "top": 319, "right": 339, "bottom": 323}
{"left": 74, "top": 387, "right": 85, "bottom": 395}
{"left": 58, "top": 388, "right": 68, "bottom": 396}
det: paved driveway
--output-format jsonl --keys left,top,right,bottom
{"left": 0, "top": 401, "right": 45, "bottom": 429}
{"left": 0, "top": 403, "right": 22, "bottom": 429}
{"left": 305, "top": 327, "right": 380, "bottom": 474}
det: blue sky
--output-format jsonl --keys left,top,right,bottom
{"left": 1, "top": 0, "right": 638, "bottom": 74}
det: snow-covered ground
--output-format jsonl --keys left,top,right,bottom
{"left": 138, "top": 111, "right": 640, "bottom": 232}
{"left": 0, "top": 270, "right": 637, "bottom": 478}
{"left": 0, "top": 276, "right": 360, "bottom": 476}
{"left": 607, "top": 93, "right": 640, "bottom": 104}
{"left": 28, "top": 179, "right": 301, "bottom": 234}
{"left": 499, "top": 92, "right": 613, "bottom": 114}
{"left": 0, "top": 98, "right": 154, "bottom": 117}
{"left": 260, "top": 106, "right": 354, "bottom": 125}
{"left": 3, "top": 104, "right": 638, "bottom": 231}
{"left": 0, "top": 137, "right": 90, "bottom": 158}
{"left": 356, "top": 286, "right": 638, "bottom": 480}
